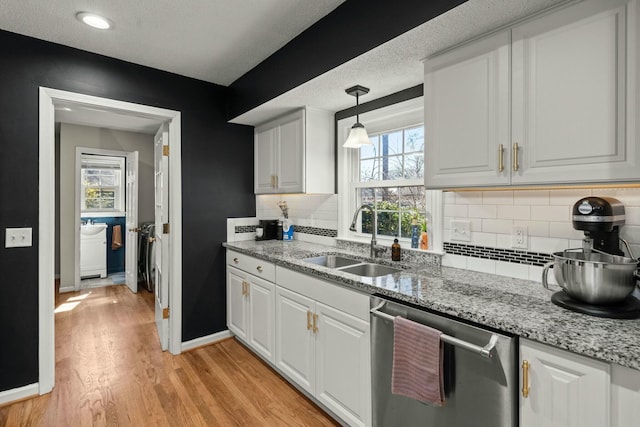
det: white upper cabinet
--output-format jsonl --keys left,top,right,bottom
{"left": 425, "top": 30, "right": 510, "bottom": 188}
{"left": 254, "top": 107, "right": 334, "bottom": 194}
{"left": 425, "top": 0, "right": 640, "bottom": 189}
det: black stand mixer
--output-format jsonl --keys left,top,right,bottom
{"left": 543, "top": 196, "right": 640, "bottom": 319}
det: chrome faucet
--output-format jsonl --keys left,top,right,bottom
{"left": 350, "top": 204, "right": 387, "bottom": 258}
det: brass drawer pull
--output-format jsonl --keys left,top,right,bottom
{"left": 256, "top": 266, "right": 263, "bottom": 273}
{"left": 233, "top": 257, "right": 239, "bottom": 264}
{"left": 307, "top": 311, "right": 312, "bottom": 330}
{"left": 522, "top": 360, "right": 530, "bottom": 398}
{"left": 312, "top": 313, "right": 319, "bottom": 333}
{"left": 513, "top": 142, "right": 520, "bottom": 172}
{"left": 498, "top": 144, "right": 504, "bottom": 173}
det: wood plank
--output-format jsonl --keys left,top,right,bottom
{"left": 0, "top": 284, "right": 339, "bottom": 426}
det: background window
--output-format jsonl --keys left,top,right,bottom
{"left": 81, "top": 155, "right": 124, "bottom": 213}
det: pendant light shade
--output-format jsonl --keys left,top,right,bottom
{"left": 343, "top": 85, "right": 372, "bottom": 148}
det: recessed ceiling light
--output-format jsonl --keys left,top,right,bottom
{"left": 76, "top": 12, "right": 113, "bottom": 30}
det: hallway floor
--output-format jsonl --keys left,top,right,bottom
{"left": 0, "top": 285, "right": 338, "bottom": 426}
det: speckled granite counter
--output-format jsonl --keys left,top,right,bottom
{"left": 223, "top": 240, "right": 640, "bottom": 371}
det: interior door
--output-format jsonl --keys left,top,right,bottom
{"left": 154, "top": 124, "right": 170, "bottom": 350}
{"left": 125, "top": 151, "right": 139, "bottom": 293}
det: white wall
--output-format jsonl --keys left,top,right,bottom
{"left": 442, "top": 187, "right": 640, "bottom": 280}
{"left": 56, "top": 123, "right": 154, "bottom": 285}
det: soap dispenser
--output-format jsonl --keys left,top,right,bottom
{"left": 391, "top": 239, "right": 401, "bottom": 261}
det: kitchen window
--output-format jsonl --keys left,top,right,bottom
{"left": 81, "top": 154, "right": 125, "bottom": 214}
{"left": 356, "top": 126, "right": 427, "bottom": 239}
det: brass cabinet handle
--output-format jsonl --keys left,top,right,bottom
{"left": 513, "top": 142, "right": 519, "bottom": 172}
{"left": 312, "top": 313, "right": 319, "bottom": 333}
{"left": 307, "top": 311, "right": 312, "bottom": 330}
{"left": 241, "top": 281, "right": 246, "bottom": 296}
{"left": 274, "top": 175, "right": 278, "bottom": 189}
{"left": 233, "top": 257, "right": 239, "bottom": 264}
{"left": 522, "top": 360, "right": 530, "bottom": 398}
{"left": 129, "top": 227, "right": 141, "bottom": 232}
{"left": 256, "top": 266, "right": 263, "bottom": 273}
{"left": 498, "top": 144, "right": 504, "bottom": 173}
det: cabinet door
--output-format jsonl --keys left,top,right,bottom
{"left": 255, "top": 126, "right": 277, "bottom": 194}
{"left": 227, "top": 267, "right": 248, "bottom": 340}
{"left": 315, "top": 302, "right": 371, "bottom": 427}
{"left": 247, "top": 276, "right": 275, "bottom": 363}
{"left": 512, "top": 0, "right": 637, "bottom": 184}
{"left": 520, "top": 339, "right": 610, "bottom": 427}
{"left": 276, "top": 114, "right": 305, "bottom": 193}
{"left": 275, "top": 286, "right": 315, "bottom": 394}
{"left": 424, "top": 30, "right": 510, "bottom": 188}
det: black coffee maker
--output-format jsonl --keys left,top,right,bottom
{"left": 572, "top": 196, "right": 625, "bottom": 256}
{"left": 256, "top": 219, "right": 278, "bottom": 241}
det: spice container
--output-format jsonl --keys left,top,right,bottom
{"left": 391, "top": 239, "right": 402, "bottom": 261}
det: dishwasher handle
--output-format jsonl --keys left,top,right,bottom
{"left": 370, "top": 302, "right": 499, "bottom": 359}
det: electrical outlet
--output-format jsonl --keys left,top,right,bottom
{"left": 512, "top": 225, "right": 528, "bottom": 249}
{"left": 451, "top": 220, "right": 471, "bottom": 242}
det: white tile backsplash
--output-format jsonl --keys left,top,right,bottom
{"left": 443, "top": 187, "right": 640, "bottom": 281}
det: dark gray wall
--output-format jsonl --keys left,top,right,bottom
{"left": 227, "top": 0, "right": 466, "bottom": 119}
{"left": 0, "top": 30, "right": 255, "bottom": 392}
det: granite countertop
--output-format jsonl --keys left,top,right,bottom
{"left": 223, "top": 239, "right": 640, "bottom": 371}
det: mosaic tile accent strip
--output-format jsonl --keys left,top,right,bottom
{"left": 294, "top": 225, "right": 338, "bottom": 238}
{"left": 235, "top": 225, "right": 257, "bottom": 233}
{"left": 235, "top": 225, "right": 338, "bottom": 237}
{"left": 444, "top": 242, "right": 552, "bottom": 266}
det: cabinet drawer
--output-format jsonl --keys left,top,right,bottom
{"left": 276, "top": 267, "right": 370, "bottom": 321}
{"left": 227, "top": 250, "right": 275, "bottom": 282}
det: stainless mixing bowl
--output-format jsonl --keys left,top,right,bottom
{"left": 542, "top": 250, "right": 639, "bottom": 305}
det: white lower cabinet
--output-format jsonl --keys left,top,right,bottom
{"left": 520, "top": 338, "right": 610, "bottom": 427}
{"left": 226, "top": 260, "right": 275, "bottom": 363}
{"left": 275, "top": 267, "right": 371, "bottom": 427}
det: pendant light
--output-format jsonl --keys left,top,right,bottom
{"left": 343, "top": 85, "right": 372, "bottom": 148}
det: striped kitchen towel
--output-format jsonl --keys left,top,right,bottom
{"left": 391, "top": 316, "right": 445, "bottom": 406}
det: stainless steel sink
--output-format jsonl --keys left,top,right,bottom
{"left": 339, "top": 263, "right": 401, "bottom": 277}
{"left": 303, "top": 255, "right": 362, "bottom": 268}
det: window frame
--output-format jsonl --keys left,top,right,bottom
{"left": 80, "top": 154, "right": 126, "bottom": 216}
{"left": 337, "top": 96, "right": 444, "bottom": 253}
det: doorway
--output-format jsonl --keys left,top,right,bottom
{"left": 39, "top": 87, "right": 183, "bottom": 395}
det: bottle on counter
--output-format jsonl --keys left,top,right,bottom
{"left": 420, "top": 221, "right": 428, "bottom": 250}
{"left": 410, "top": 219, "right": 420, "bottom": 249}
{"left": 391, "top": 238, "right": 401, "bottom": 261}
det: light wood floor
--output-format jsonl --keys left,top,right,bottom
{"left": 0, "top": 284, "right": 339, "bottom": 427}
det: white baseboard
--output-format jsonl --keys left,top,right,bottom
{"left": 181, "top": 330, "right": 233, "bottom": 352}
{"left": 0, "top": 383, "right": 38, "bottom": 406}
{"left": 58, "top": 285, "right": 75, "bottom": 293}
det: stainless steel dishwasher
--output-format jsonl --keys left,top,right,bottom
{"left": 370, "top": 296, "right": 517, "bottom": 427}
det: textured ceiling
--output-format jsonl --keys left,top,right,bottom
{"left": 231, "top": 0, "right": 570, "bottom": 125}
{"left": 0, "top": 0, "right": 345, "bottom": 86}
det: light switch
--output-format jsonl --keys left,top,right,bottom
{"left": 451, "top": 220, "right": 471, "bottom": 242}
{"left": 5, "top": 227, "right": 33, "bottom": 248}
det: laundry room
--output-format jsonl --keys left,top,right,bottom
{"left": 55, "top": 119, "right": 155, "bottom": 292}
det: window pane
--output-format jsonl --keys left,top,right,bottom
{"left": 360, "top": 158, "right": 379, "bottom": 181}
{"left": 359, "top": 188, "right": 374, "bottom": 205}
{"left": 380, "top": 131, "right": 402, "bottom": 156}
{"left": 400, "top": 212, "right": 415, "bottom": 238}
{"left": 84, "top": 174, "right": 100, "bottom": 186}
{"left": 403, "top": 154, "right": 424, "bottom": 179}
{"left": 375, "top": 187, "right": 398, "bottom": 207}
{"left": 360, "top": 135, "right": 378, "bottom": 159}
{"left": 377, "top": 211, "right": 398, "bottom": 237}
{"left": 398, "top": 186, "right": 426, "bottom": 211}
{"left": 382, "top": 155, "right": 403, "bottom": 181}
{"left": 100, "top": 189, "right": 115, "bottom": 199}
{"left": 101, "top": 199, "right": 115, "bottom": 209}
{"left": 101, "top": 174, "right": 115, "bottom": 186}
{"left": 405, "top": 126, "right": 424, "bottom": 153}
{"left": 361, "top": 209, "right": 373, "bottom": 234}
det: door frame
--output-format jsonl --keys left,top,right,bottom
{"left": 73, "top": 147, "right": 132, "bottom": 292}
{"left": 38, "top": 87, "right": 183, "bottom": 394}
